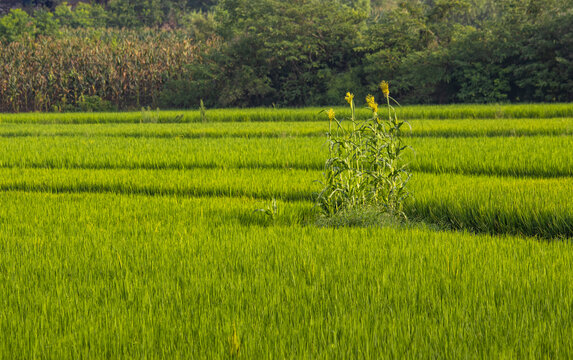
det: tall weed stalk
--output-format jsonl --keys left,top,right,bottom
{"left": 316, "top": 81, "right": 411, "bottom": 220}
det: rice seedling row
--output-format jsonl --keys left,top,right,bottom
{"left": 410, "top": 117, "right": 573, "bottom": 137}
{"left": 1, "top": 167, "right": 571, "bottom": 238}
{"left": 1, "top": 135, "right": 572, "bottom": 178}
{"left": 408, "top": 135, "right": 573, "bottom": 178}
{"left": 0, "top": 167, "right": 317, "bottom": 201}
{"left": 1, "top": 118, "right": 573, "bottom": 139}
{"left": 1, "top": 191, "right": 573, "bottom": 358}
{"left": 407, "top": 172, "right": 573, "bottom": 239}
{"left": 0, "top": 136, "right": 324, "bottom": 171}
{"left": 1, "top": 103, "right": 573, "bottom": 124}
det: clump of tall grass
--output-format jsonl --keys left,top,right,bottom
{"left": 316, "top": 81, "right": 411, "bottom": 223}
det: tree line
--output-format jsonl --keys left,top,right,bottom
{"left": 0, "top": 0, "right": 571, "bottom": 111}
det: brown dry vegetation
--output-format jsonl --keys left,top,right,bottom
{"left": 0, "top": 29, "right": 208, "bottom": 112}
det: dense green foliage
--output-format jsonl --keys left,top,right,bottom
{"left": 1, "top": 0, "right": 571, "bottom": 111}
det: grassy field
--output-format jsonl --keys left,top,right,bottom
{"left": 1, "top": 134, "right": 571, "bottom": 176}
{"left": 1, "top": 102, "right": 573, "bottom": 124}
{"left": 1, "top": 118, "right": 572, "bottom": 138}
{"left": 1, "top": 106, "right": 572, "bottom": 358}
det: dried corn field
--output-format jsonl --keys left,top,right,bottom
{"left": 0, "top": 29, "right": 214, "bottom": 112}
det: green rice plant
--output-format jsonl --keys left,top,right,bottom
{"left": 0, "top": 136, "right": 325, "bottom": 171}
{"left": 406, "top": 172, "right": 573, "bottom": 239}
{"left": 3, "top": 104, "right": 573, "bottom": 359}
{"left": 0, "top": 118, "right": 572, "bottom": 139}
{"left": 406, "top": 135, "right": 573, "bottom": 178}
{"left": 1, "top": 191, "right": 573, "bottom": 358}
{"left": 0, "top": 122, "right": 331, "bottom": 139}
{"left": 316, "top": 82, "right": 411, "bottom": 218}
{"left": 1, "top": 131, "right": 572, "bottom": 178}
{"left": 396, "top": 103, "right": 573, "bottom": 120}
{"left": 1, "top": 166, "right": 572, "bottom": 238}
{"left": 1, "top": 112, "right": 572, "bottom": 238}
{"left": 2, "top": 103, "right": 572, "bottom": 124}
{"left": 410, "top": 118, "right": 573, "bottom": 137}
{"left": 0, "top": 167, "right": 319, "bottom": 201}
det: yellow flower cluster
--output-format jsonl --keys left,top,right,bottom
{"left": 366, "top": 94, "right": 378, "bottom": 113}
{"left": 327, "top": 108, "right": 336, "bottom": 121}
{"left": 345, "top": 92, "right": 354, "bottom": 105}
{"left": 380, "top": 81, "right": 389, "bottom": 98}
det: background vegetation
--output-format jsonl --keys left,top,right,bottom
{"left": 0, "top": 0, "right": 571, "bottom": 111}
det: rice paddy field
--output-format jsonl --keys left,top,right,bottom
{"left": 1, "top": 103, "right": 573, "bottom": 358}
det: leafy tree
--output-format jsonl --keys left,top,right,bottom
{"left": 510, "top": 12, "right": 573, "bottom": 102}
{"left": 425, "top": 0, "right": 472, "bottom": 45}
{"left": 169, "top": 0, "right": 218, "bottom": 12}
{"left": 448, "top": 29, "right": 511, "bottom": 103}
{"left": 360, "top": 3, "right": 437, "bottom": 101}
{"left": 74, "top": 2, "right": 107, "bottom": 28}
{"left": 0, "top": 9, "right": 36, "bottom": 42}
{"left": 33, "top": 7, "right": 60, "bottom": 36}
{"left": 210, "top": 0, "right": 365, "bottom": 107}
{"left": 29, "top": 0, "right": 61, "bottom": 8}
{"left": 2, "top": 0, "right": 572, "bottom": 106}
{"left": 107, "top": 0, "right": 165, "bottom": 27}
{"left": 53, "top": 2, "right": 73, "bottom": 26}
{"left": 340, "top": 0, "right": 371, "bottom": 13}
{"left": 179, "top": 10, "right": 217, "bottom": 41}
